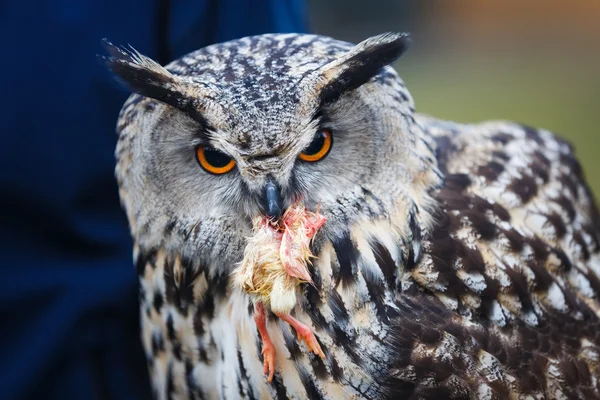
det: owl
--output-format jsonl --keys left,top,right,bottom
{"left": 104, "top": 32, "right": 600, "bottom": 399}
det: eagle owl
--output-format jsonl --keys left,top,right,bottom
{"left": 104, "top": 33, "right": 600, "bottom": 399}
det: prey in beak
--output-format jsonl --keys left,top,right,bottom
{"left": 234, "top": 180, "right": 327, "bottom": 382}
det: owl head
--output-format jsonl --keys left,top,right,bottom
{"left": 104, "top": 33, "right": 441, "bottom": 270}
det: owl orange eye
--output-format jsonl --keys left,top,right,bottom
{"left": 298, "top": 129, "right": 332, "bottom": 162}
{"left": 195, "top": 146, "right": 236, "bottom": 175}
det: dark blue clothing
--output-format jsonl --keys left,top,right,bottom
{"left": 0, "top": 2, "right": 306, "bottom": 399}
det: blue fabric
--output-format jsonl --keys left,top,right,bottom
{"left": 0, "top": 1, "right": 306, "bottom": 399}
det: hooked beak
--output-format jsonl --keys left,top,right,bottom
{"left": 264, "top": 179, "right": 283, "bottom": 220}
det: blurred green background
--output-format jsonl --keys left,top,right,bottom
{"left": 308, "top": 0, "right": 600, "bottom": 197}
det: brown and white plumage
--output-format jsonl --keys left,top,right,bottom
{"left": 104, "top": 32, "right": 600, "bottom": 399}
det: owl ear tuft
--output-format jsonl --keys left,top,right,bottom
{"left": 100, "top": 39, "right": 189, "bottom": 109}
{"left": 318, "top": 32, "right": 411, "bottom": 106}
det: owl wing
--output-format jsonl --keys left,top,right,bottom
{"left": 402, "top": 115, "right": 600, "bottom": 396}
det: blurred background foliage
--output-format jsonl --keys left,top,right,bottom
{"left": 308, "top": 0, "right": 600, "bottom": 197}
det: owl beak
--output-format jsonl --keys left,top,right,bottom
{"left": 264, "top": 179, "right": 283, "bottom": 220}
